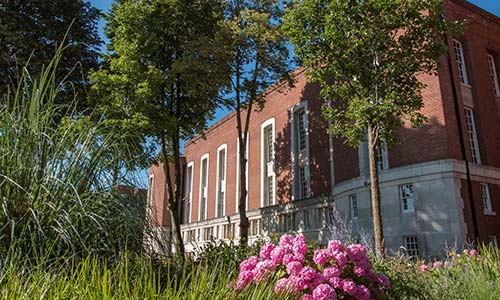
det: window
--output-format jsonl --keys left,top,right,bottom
{"left": 299, "top": 166, "right": 310, "bottom": 199}
{"left": 400, "top": 184, "right": 415, "bottom": 213}
{"left": 464, "top": 108, "right": 481, "bottom": 164}
{"left": 148, "top": 175, "right": 154, "bottom": 207}
{"left": 250, "top": 219, "right": 261, "bottom": 236}
{"left": 480, "top": 183, "right": 493, "bottom": 213}
{"left": 297, "top": 110, "right": 308, "bottom": 151}
{"left": 261, "top": 119, "right": 275, "bottom": 207}
{"left": 285, "top": 213, "right": 296, "bottom": 232}
{"left": 199, "top": 154, "right": 209, "bottom": 221}
{"left": 183, "top": 163, "right": 194, "bottom": 223}
{"left": 303, "top": 210, "right": 311, "bottom": 230}
{"left": 453, "top": 39, "right": 469, "bottom": 85}
{"left": 376, "top": 141, "right": 388, "bottom": 170}
{"left": 487, "top": 54, "right": 500, "bottom": 96}
{"left": 349, "top": 194, "right": 359, "bottom": 219}
{"left": 403, "top": 236, "right": 420, "bottom": 257}
{"left": 291, "top": 103, "right": 310, "bottom": 200}
{"left": 236, "top": 136, "right": 249, "bottom": 212}
{"left": 216, "top": 145, "right": 227, "bottom": 217}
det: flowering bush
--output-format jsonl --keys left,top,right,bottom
{"left": 230, "top": 234, "right": 390, "bottom": 299}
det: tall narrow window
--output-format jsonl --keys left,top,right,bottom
{"left": 349, "top": 194, "right": 359, "bottom": 219}
{"left": 487, "top": 54, "right": 500, "bottom": 96}
{"left": 376, "top": 141, "right": 388, "bottom": 170}
{"left": 303, "top": 210, "right": 311, "bottom": 230}
{"left": 480, "top": 183, "right": 493, "bottom": 213}
{"left": 199, "top": 154, "right": 209, "bottom": 221}
{"left": 148, "top": 175, "right": 154, "bottom": 208}
{"left": 261, "top": 119, "right": 275, "bottom": 207}
{"left": 400, "top": 184, "right": 414, "bottom": 213}
{"left": 453, "top": 39, "right": 469, "bottom": 85}
{"left": 183, "top": 163, "right": 194, "bottom": 223}
{"left": 236, "top": 136, "right": 249, "bottom": 212}
{"left": 291, "top": 103, "right": 310, "bottom": 200}
{"left": 464, "top": 108, "right": 481, "bottom": 164}
{"left": 216, "top": 145, "right": 227, "bottom": 217}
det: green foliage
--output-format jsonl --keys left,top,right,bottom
{"left": 283, "top": 0, "right": 451, "bottom": 146}
{"left": 0, "top": 0, "right": 101, "bottom": 105}
{"left": 0, "top": 51, "right": 146, "bottom": 260}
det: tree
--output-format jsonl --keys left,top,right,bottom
{"left": 221, "top": 0, "right": 293, "bottom": 246}
{"left": 91, "top": 0, "right": 229, "bottom": 258}
{"left": 284, "top": 0, "right": 450, "bottom": 256}
{"left": 0, "top": 0, "right": 101, "bottom": 105}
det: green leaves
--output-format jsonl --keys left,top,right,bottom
{"left": 284, "top": 0, "right": 449, "bottom": 146}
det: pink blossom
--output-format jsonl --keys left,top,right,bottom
{"left": 328, "top": 276, "right": 343, "bottom": 289}
{"left": 327, "top": 240, "right": 344, "bottom": 254}
{"left": 469, "top": 249, "right": 479, "bottom": 257}
{"left": 433, "top": 261, "right": 443, "bottom": 269}
{"left": 259, "top": 243, "right": 275, "bottom": 259}
{"left": 294, "top": 253, "right": 306, "bottom": 263}
{"left": 270, "top": 247, "right": 286, "bottom": 265}
{"left": 347, "top": 244, "right": 367, "bottom": 262}
{"left": 293, "top": 235, "right": 309, "bottom": 256}
{"left": 312, "top": 284, "right": 337, "bottom": 300}
{"left": 301, "top": 294, "right": 314, "bottom": 300}
{"left": 300, "top": 266, "right": 318, "bottom": 282}
{"left": 332, "top": 251, "right": 348, "bottom": 267}
{"left": 356, "top": 257, "right": 371, "bottom": 272}
{"left": 239, "top": 256, "right": 259, "bottom": 272}
{"left": 235, "top": 270, "right": 253, "bottom": 290}
{"left": 310, "top": 273, "right": 326, "bottom": 290}
{"left": 279, "top": 234, "right": 294, "bottom": 247}
{"left": 354, "top": 266, "right": 365, "bottom": 277}
{"left": 376, "top": 273, "right": 390, "bottom": 289}
{"left": 283, "top": 254, "right": 295, "bottom": 265}
{"left": 313, "top": 249, "right": 331, "bottom": 266}
{"left": 286, "top": 261, "right": 303, "bottom": 276}
{"left": 355, "top": 285, "right": 371, "bottom": 300}
{"left": 253, "top": 260, "right": 274, "bottom": 282}
{"left": 323, "top": 265, "right": 342, "bottom": 279}
{"left": 342, "top": 279, "right": 357, "bottom": 295}
{"left": 274, "top": 278, "right": 295, "bottom": 294}
{"left": 420, "top": 264, "right": 429, "bottom": 272}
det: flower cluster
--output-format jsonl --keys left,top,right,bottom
{"left": 420, "top": 248, "right": 486, "bottom": 273}
{"left": 231, "top": 235, "right": 390, "bottom": 300}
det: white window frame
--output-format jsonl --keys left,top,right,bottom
{"left": 199, "top": 153, "right": 210, "bottom": 221}
{"left": 349, "top": 194, "right": 359, "bottom": 220}
{"left": 148, "top": 175, "right": 154, "bottom": 208}
{"left": 235, "top": 135, "right": 249, "bottom": 212}
{"left": 487, "top": 54, "right": 500, "bottom": 96}
{"left": 261, "top": 118, "right": 276, "bottom": 207}
{"left": 216, "top": 144, "right": 227, "bottom": 217}
{"left": 464, "top": 108, "right": 481, "bottom": 164}
{"left": 184, "top": 162, "right": 194, "bottom": 223}
{"left": 376, "top": 141, "right": 389, "bottom": 171}
{"left": 303, "top": 209, "right": 311, "bottom": 230}
{"left": 453, "top": 39, "right": 469, "bottom": 85}
{"left": 480, "top": 183, "right": 493, "bottom": 214}
{"left": 400, "top": 184, "right": 415, "bottom": 213}
{"left": 290, "top": 101, "right": 310, "bottom": 200}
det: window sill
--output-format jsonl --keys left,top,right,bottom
{"left": 484, "top": 211, "right": 496, "bottom": 216}
{"left": 460, "top": 83, "right": 472, "bottom": 89}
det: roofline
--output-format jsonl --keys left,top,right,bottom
{"left": 451, "top": 0, "right": 500, "bottom": 27}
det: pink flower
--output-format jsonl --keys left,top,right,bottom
{"left": 420, "top": 264, "right": 429, "bottom": 272}
{"left": 323, "top": 265, "right": 342, "bottom": 279}
{"left": 354, "top": 266, "right": 365, "bottom": 277}
{"left": 274, "top": 278, "right": 295, "bottom": 294}
{"left": 347, "top": 244, "right": 367, "bottom": 262}
{"left": 286, "top": 261, "right": 303, "bottom": 276}
{"left": 253, "top": 260, "right": 275, "bottom": 282}
{"left": 293, "top": 235, "right": 309, "bottom": 256}
{"left": 313, "top": 249, "right": 331, "bottom": 266}
{"left": 294, "top": 253, "right": 306, "bottom": 263}
{"left": 327, "top": 240, "right": 344, "bottom": 254}
{"left": 342, "top": 279, "right": 357, "bottom": 295}
{"left": 310, "top": 273, "right": 326, "bottom": 290}
{"left": 356, "top": 257, "right": 371, "bottom": 272}
{"left": 328, "top": 276, "right": 343, "bottom": 289}
{"left": 376, "top": 273, "right": 390, "bottom": 289}
{"left": 469, "top": 249, "right": 479, "bottom": 257}
{"left": 240, "top": 256, "right": 259, "bottom": 272}
{"left": 283, "top": 254, "right": 295, "bottom": 265}
{"left": 270, "top": 247, "right": 285, "bottom": 265}
{"left": 259, "top": 243, "right": 275, "bottom": 259}
{"left": 235, "top": 270, "right": 253, "bottom": 290}
{"left": 301, "top": 295, "right": 314, "bottom": 300}
{"left": 355, "top": 285, "right": 371, "bottom": 300}
{"left": 312, "top": 284, "right": 337, "bottom": 300}
{"left": 332, "top": 251, "right": 348, "bottom": 267}
{"left": 280, "top": 234, "right": 294, "bottom": 247}
{"left": 300, "top": 266, "right": 318, "bottom": 282}
{"left": 433, "top": 261, "right": 443, "bottom": 269}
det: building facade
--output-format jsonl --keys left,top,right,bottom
{"left": 148, "top": 0, "right": 500, "bottom": 257}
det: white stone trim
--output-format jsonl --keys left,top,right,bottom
{"left": 290, "top": 101, "right": 310, "bottom": 200}
{"left": 235, "top": 135, "right": 249, "bottom": 212}
{"left": 186, "top": 161, "right": 194, "bottom": 223}
{"left": 261, "top": 118, "right": 276, "bottom": 207}
{"left": 199, "top": 153, "right": 210, "bottom": 221}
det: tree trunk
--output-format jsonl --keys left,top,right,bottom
{"left": 160, "top": 132, "right": 185, "bottom": 260}
{"left": 238, "top": 136, "right": 249, "bottom": 246}
{"left": 367, "top": 124, "right": 385, "bottom": 257}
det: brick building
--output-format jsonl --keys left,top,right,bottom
{"left": 147, "top": 0, "right": 500, "bottom": 257}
